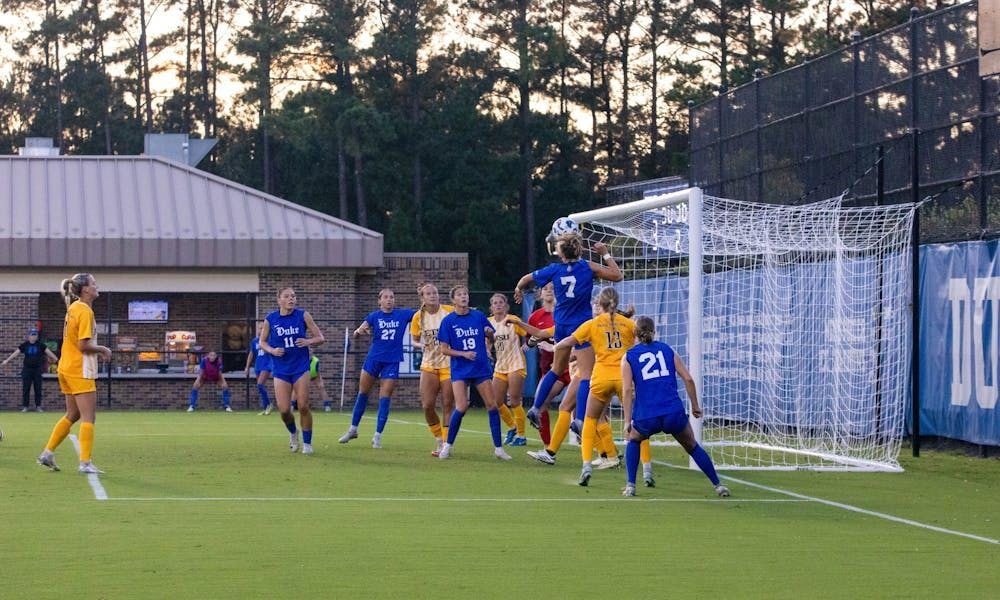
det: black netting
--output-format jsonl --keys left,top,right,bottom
{"left": 916, "top": 4, "right": 978, "bottom": 74}
{"left": 857, "top": 29, "right": 910, "bottom": 93}
{"left": 722, "top": 85, "right": 758, "bottom": 136}
{"left": 688, "top": 1, "right": 993, "bottom": 245}
{"left": 810, "top": 51, "right": 853, "bottom": 108}
{"left": 917, "top": 62, "right": 980, "bottom": 130}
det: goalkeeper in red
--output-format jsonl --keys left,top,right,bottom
{"left": 620, "top": 315, "right": 730, "bottom": 498}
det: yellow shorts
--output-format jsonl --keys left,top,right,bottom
{"left": 493, "top": 368, "right": 527, "bottom": 382}
{"left": 421, "top": 366, "right": 451, "bottom": 382}
{"left": 588, "top": 378, "right": 623, "bottom": 404}
{"left": 58, "top": 373, "right": 97, "bottom": 395}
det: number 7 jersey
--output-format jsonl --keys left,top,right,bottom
{"left": 531, "top": 260, "right": 594, "bottom": 327}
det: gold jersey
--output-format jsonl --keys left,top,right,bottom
{"left": 410, "top": 305, "right": 455, "bottom": 369}
{"left": 489, "top": 316, "right": 527, "bottom": 374}
{"left": 58, "top": 300, "right": 98, "bottom": 379}
{"left": 572, "top": 313, "right": 636, "bottom": 381}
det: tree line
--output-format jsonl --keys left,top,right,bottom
{"left": 0, "top": 0, "right": 943, "bottom": 288}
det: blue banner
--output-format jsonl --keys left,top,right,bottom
{"left": 918, "top": 240, "right": 1000, "bottom": 445}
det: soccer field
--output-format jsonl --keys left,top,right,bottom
{"left": 1, "top": 410, "right": 997, "bottom": 599}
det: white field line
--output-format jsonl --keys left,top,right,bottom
{"left": 655, "top": 460, "right": 1000, "bottom": 546}
{"left": 68, "top": 434, "right": 108, "bottom": 501}
{"left": 106, "top": 496, "right": 808, "bottom": 503}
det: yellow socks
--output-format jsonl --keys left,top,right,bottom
{"left": 580, "top": 417, "right": 598, "bottom": 463}
{"left": 498, "top": 404, "right": 516, "bottom": 429}
{"left": 45, "top": 416, "right": 73, "bottom": 452}
{"left": 640, "top": 439, "right": 651, "bottom": 464}
{"left": 513, "top": 405, "right": 526, "bottom": 436}
{"left": 79, "top": 422, "right": 95, "bottom": 461}
{"left": 441, "top": 426, "right": 449, "bottom": 442}
{"left": 598, "top": 422, "right": 618, "bottom": 458}
{"left": 429, "top": 422, "right": 443, "bottom": 440}
{"left": 548, "top": 410, "right": 572, "bottom": 453}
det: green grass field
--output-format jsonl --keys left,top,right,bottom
{"left": 1, "top": 410, "right": 997, "bottom": 599}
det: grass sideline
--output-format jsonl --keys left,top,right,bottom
{"left": 1, "top": 410, "right": 997, "bottom": 599}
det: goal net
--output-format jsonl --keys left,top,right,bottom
{"left": 570, "top": 188, "right": 917, "bottom": 471}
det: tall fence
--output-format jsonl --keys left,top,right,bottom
{"left": 689, "top": 1, "right": 1000, "bottom": 244}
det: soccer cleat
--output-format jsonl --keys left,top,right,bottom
{"left": 257, "top": 410, "right": 268, "bottom": 416}
{"left": 224, "top": 406, "right": 233, "bottom": 413}
{"left": 78, "top": 461, "right": 104, "bottom": 474}
{"left": 577, "top": 465, "right": 592, "bottom": 487}
{"left": 525, "top": 407, "right": 541, "bottom": 430}
{"left": 622, "top": 484, "right": 636, "bottom": 497}
{"left": 35, "top": 406, "right": 44, "bottom": 413}
{"left": 301, "top": 443, "right": 314, "bottom": 455}
{"left": 510, "top": 436, "right": 527, "bottom": 447}
{"left": 37, "top": 451, "right": 60, "bottom": 472}
{"left": 527, "top": 450, "right": 556, "bottom": 465}
{"left": 371, "top": 434, "right": 382, "bottom": 449}
{"left": 644, "top": 475, "right": 656, "bottom": 488}
{"left": 20, "top": 406, "right": 28, "bottom": 412}
{"left": 590, "top": 457, "right": 606, "bottom": 468}
{"left": 264, "top": 403, "right": 273, "bottom": 416}
{"left": 494, "top": 448, "right": 513, "bottom": 461}
{"left": 504, "top": 428, "right": 517, "bottom": 445}
{"left": 569, "top": 419, "right": 583, "bottom": 436}
{"left": 715, "top": 484, "right": 731, "bottom": 498}
{"left": 338, "top": 429, "right": 358, "bottom": 444}
{"left": 596, "top": 456, "right": 620, "bottom": 470}
{"left": 186, "top": 406, "right": 195, "bottom": 412}
{"left": 289, "top": 434, "right": 300, "bottom": 453}
{"left": 431, "top": 440, "right": 443, "bottom": 457}
{"left": 324, "top": 405, "right": 332, "bottom": 413}
{"left": 438, "top": 443, "right": 452, "bottom": 459}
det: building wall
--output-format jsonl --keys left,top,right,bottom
{"left": 0, "top": 254, "right": 467, "bottom": 410}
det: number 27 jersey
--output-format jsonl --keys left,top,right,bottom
{"left": 365, "top": 308, "right": 417, "bottom": 363}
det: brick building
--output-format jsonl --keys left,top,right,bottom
{"left": 0, "top": 155, "right": 466, "bottom": 410}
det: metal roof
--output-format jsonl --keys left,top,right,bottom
{"left": 0, "top": 156, "right": 383, "bottom": 268}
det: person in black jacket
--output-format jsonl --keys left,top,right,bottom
{"left": 1, "top": 329, "right": 59, "bottom": 412}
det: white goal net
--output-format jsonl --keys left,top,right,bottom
{"left": 570, "top": 188, "right": 917, "bottom": 471}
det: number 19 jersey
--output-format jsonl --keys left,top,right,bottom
{"left": 438, "top": 309, "right": 494, "bottom": 380}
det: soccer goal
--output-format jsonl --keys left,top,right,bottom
{"left": 569, "top": 187, "right": 918, "bottom": 472}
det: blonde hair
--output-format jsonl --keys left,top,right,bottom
{"left": 417, "top": 281, "right": 437, "bottom": 333}
{"left": 449, "top": 285, "right": 468, "bottom": 300}
{"left": 276, "top": 286, "right": 294, "bottom": 299}
{"left": 635, "top": 316, "right": 656, "bottom": 344}
{"left": 596, "top": 287, "right": 633, "bottom": 335}
{"left": 489, "top": 293, "right": 509, "bottom": 316}
{"left": 60, "top": 273, "right": 91, "bottom": 309}
{"left": 556, "top": 233, "right": 583, "bottom": 261}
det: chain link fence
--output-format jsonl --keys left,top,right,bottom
{"left": 689, "top": 1, "right": 1000, "bottom": 243}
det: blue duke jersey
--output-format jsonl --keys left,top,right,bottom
{"left": 625, "top": 341, "right": 684, "bottom": 422}
{"left": 364, "top": 308, "right": 418, "bottom": 362}
{"left": 532, "top": 260, "right": 594, "bottom": 327}
{"left": 250, "top": 337, "right": 272, "bottom": 372}
{"left": 437, "top": 310, "right": 494, "bottom": 380}
{"left": 266, "top": 308, "right": 310, "bottom": 376}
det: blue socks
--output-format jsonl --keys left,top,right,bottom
{"left": 488, "top": 408, "right": 501, "bottom": 448}
{"left": 303, "top": 430, "right": 312, "bottom": 444}
{"left": 625, "top": 439, "right": 641, "bottom": 485}
{"left": 574, "top": 379, "right": 590, "bottom": 422}
{"left": 257, "top": 383, "right": 270, "bottom": 409}
{"left": 690, "top": 444, "right": 720, "bottom": 485}
{"left": 188, "top": 389, "right": 198, "bottom": 408}
{"left": 351, "top": 393, "right": 369, "bottom": 427}
{"left": 446, "top": 410, "right": 465, "bottom": 444}
{"left": 376, "top": 397, "right": 391, "bottom": 433}
{"left": 284, "top": 419, "right": 297, "bottom": 434}
{"left": 532, "top": 371, "right": 559, "bottom": 410}
{"left": 222, "top": 388, "right": 231, "bottom": 408}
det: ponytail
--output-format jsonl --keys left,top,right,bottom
{"left": 60, "top": 273, "right": 91, "bottom": 309}
{"left": 556, "top": 233, "right": 583, "bottom": 261}
{"left": 635, "top": 316, "right": 656, "bottom": 344}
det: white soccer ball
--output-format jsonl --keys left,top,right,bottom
{"left": 551, "top": 217, "right": 579, "bottom": 237}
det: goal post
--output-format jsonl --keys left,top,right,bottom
{"left": 569, "top": 187, "right": 917, "bottom": 472}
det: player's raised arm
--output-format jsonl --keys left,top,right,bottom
{"left": 587, "top": 241, "right": 623, "bottom": 282}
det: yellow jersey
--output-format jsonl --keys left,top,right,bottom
{"left": 58, "top": 300, "right": 98, "bottom": 380}
{"left": 489, "top": 316, "right": 527, "bottom": 373}
{"left": 410, "top": 305, "right": 455, "bottom": 369}
{"left": 571, "top": 313, "right": 636, "bottom": 381}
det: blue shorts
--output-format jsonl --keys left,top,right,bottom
{"left": 253, "top": 367, "right": 271, "bottom": 377}
{"left": 454, "top": 375, "right": 492, "bottom": 388}
{"left": 363, "top": 357, "right": 400, "bottom": 380}
{"left": 273, "top": 370, "right": 309, "bottom": 384}
{"left": 555, "top": 322, "right": 591, "bottom": 350}
{"left": 633, "top": 411, "right": 690, "bottom": 438}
